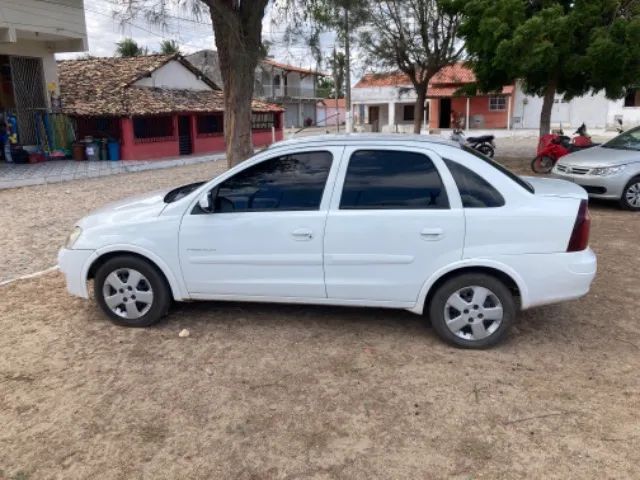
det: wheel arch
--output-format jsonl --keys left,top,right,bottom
{"left": 84, "top": 245, "right": 188, "bottom": 301}
{"left": 411, "top": 261, "right": 527, "bottom": 315}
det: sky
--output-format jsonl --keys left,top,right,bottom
{"left": 57, "top": 0, "right": 337, "bottom": 72}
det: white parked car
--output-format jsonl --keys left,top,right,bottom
{"left": 59, "top": 135, "right": 596, "bottom": 348}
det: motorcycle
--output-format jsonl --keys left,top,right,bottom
{"left": 450, "top": 129, "right": 496, "bottom": 158}
{"left": 531, "top": 123, "right": 596, "bottom": 174}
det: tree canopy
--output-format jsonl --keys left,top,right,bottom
{"left": 459, "top": 0, "right": 640, "bottom": 135}
{"left": 115, "top": 38, "right": 147, "bottom": 57}
{"left": 159, "top": 39, "right": 181, "bottom": 55}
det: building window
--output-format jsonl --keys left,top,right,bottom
{"left": 252, "top": 112, "right": 276, "bottom": 130}
{"left": 133, "top": 115, "right": 174, "bottom": 141}
{"left": 624, "top": 88, "right": 640, "bottom": 107}
{"left": 196, "top": 113, "right": 223, "bottom": 135}
{"left": 488, "top": 96, "right": 507, "bottom": 111}
{"left": 403, "top": 105, "right": 415, "bottom": 121}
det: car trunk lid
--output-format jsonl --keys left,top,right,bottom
{"left": 521, "top": 176, "right": 588, "bottom": 199}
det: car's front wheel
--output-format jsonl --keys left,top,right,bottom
{"left": 620, "top": 176, "right": 640, "bottom": 211}
{"left": 94, "top": 255, "right": 171, "bottom": 327}
{"left": 428, "top": 273, "right": 516, "bottom": 348}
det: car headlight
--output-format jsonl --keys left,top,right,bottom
{"left": 590, "top": 165, "right": 627, "bottom": 176}
{"left": 65, "top": 226, "right": 82, "bottom": 249}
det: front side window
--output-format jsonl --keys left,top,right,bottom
{"left": 403, "top": 105, "right": 415, "bottom": 121}
{"left": 213, "top": 151, "right": 332, "bottom": 213}
{"left": 197, "top": 114, "right": 223, "bottom": 135}
{"left": 340, "top": 150, "right": 449, "bottom": 210}
{"left": 489, "top": 96, "right": 506, "bottom": 111}
{"left": 444, "top": 159, "right": 505, "bottom": 208}
{"left": 133, "top": 115, "right": 173, "bottom": 140}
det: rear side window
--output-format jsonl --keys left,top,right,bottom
{"left": 444, "top": 159, "right": 505, "bottom": 208}
{"left": 214, "top": 151, "right": 332, "bottom": 212}
{"left": 340, "top": 150, "right": 449, "bottom": 210}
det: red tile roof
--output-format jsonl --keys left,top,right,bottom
{"left": 317, "top": 98, "right": 346, "bottom": 108}
{"left": 58, "top": 54, "right": 282, "bottom": 116}
{"left": 354, "top": 63, "right": 513, "bottom": 96}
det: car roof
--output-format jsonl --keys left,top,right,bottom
{"left": 270, "top": 133, "right": 461, "bottom": 150}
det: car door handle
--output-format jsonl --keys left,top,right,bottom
{"left": 291, "top": 228, "right": 314, "bottom": 240}
{"left": 420, "top": 228, "right": 444, "bottom": 240}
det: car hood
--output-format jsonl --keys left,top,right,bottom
{"left": 77, "top": 189, "right": 168, "bottom": 230}
{"left": 521, "top": 176, "right": 588, "bottom": 199}
{"left": 558, "top": 145, "right": 639, "bottom": 167}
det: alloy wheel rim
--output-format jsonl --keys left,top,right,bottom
{"left": 102, "top": 268, "right": 154, "bottom": 319}
{"left": 625, "top": 182, "right": 640, "bottom": 207}
{"left": 443, "top": 286, "right": 503, "bottom": 341}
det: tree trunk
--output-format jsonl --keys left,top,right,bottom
{"left": 539, "top": 81, "right": 557, "bottom": 137}
{"left": 209, "top": 0, "right": 268, "bottom": 167}
{"left": 413, "top": 84, "right": 427, "bottom": 134}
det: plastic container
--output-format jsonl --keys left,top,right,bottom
{"left": 85, "top": 142, "right": 99, "bottom": 161}
{"left": 107, "top": 140, "right": 120, "bottom": 161}
{"left": 72, "top": 142, "right": 86, "bottom": 161}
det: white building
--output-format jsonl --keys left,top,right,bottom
{"left": 0, "top": 0, "right": 88, "bottom": 144}
{"left": 187, "top": 51, "right": 327, "bottom": 128}
{"left": 352, "top": 65, "right": 639, "bottom": 134}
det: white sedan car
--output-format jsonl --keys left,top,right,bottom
{"left": 59, "top": 135, "right": 596, "bottom": 348}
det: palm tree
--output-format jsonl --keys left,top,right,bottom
{"left": 115, "top": 38, "right": 146, "bottom": 57}
{"left": 159, "top": 40, "right": 181, "bottom": 55}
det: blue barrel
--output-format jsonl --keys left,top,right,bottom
{"left": 107, "top": 141, "right": 120, "bottom": 161}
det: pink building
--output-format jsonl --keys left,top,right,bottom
{"left": 59, "top": 54, "right": 283, "bottom": 160}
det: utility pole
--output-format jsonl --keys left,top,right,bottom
{"left": 344, "top": 6, "right": 352, "bottom": 133}
{"left": 333, "top": 47, "right": 340, "bottom": 133}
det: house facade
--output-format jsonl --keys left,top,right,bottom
{"left": 58, "top": 55, "right": 284, "bottom": 161}
{"left": 316, "top": 98, "right": 346, "bottom": 127}
{"left": 353, "top": 63, "right": 640, "bottom": 133}
{"left": 0, "top": 0, "right": 87, "bottom": 145}
{"left": 187, "top": 51, "right": 327, "bottom": 128}
{"left": 352, "top": 65, "right": 514, "bottom": 133}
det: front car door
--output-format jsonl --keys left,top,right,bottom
{"left": 179, "top": 147, "right": 341, "bottom": 299}
{"left": 323, "top": 146, "right": 464, "bottom": 306}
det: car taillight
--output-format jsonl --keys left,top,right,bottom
{"left": 567, "top": 200, "right": 591, "bottom": 252}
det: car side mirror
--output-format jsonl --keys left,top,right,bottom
{"left": 198, "top": 192, "right": 213, "bottom": 213}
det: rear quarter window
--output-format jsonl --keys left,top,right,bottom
{"left": 444, "top": 159, "right": 505, "bottom": 208}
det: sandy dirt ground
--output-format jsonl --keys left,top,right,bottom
{"left": 1, "top": 145, "right": 639, "bottom": 479}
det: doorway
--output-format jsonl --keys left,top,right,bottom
{"left": 369, "top": 106, "right": 380, "bottom": 132}
{"left": 439, "top": 98, "right": 451, "bottom": 129}
{"left": 178, "top": 116, "right": 192, "bottom": 155}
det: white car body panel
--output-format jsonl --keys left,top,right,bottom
{"left": 58, "top": 134, "right": 597, "bottom": 317}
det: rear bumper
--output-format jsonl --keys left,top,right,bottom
{"left": 495, "top": 249, "right": 597, "bottom": 309}
{"left": 58, "top": 248, "right": 95, "bottom": 298}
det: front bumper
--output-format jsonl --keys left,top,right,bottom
{"left": 58, "top": 248, "right": 95, "bottom": 298}
{"left": 551, "top": 169, "right": 628, "bottom": 200}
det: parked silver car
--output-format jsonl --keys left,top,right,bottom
{"left": 552, "top": 126, "right": 640, "bottom": 210}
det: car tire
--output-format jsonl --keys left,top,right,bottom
{"left": 94, "top": 255, "right": 171, "bottom": 327}
{"left": 531, "top": 155, "right": 554, "bottom": 174}
{"left": 619, "top": 176, "right": 640, "bottom": 211}
{"left": 477, "top": 144, "right": 494, "bottom": 158}
{"left": 428, "top": 273, "right": 516, "bottom": 349}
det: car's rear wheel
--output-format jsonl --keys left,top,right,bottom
{"left": 620, "top": 177, "right": 640, "bottom": 211}
{"left": 531, "top": 155, "right": 554, "bottom": 173}
{"left": 428, "top": 273, "right": 516, "bottom": 349}
{"left": 94, "top": 255, "right": 171, "bottom": 327}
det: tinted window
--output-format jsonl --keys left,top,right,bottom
{"left": 444, "top": 159, "right": 505, "bottom": 208}
{"left": 214, "top": 151, "right": 332, "bottom": 213}
{"left": 462, "top": 146, "right": 534, "bottom": 193}
{"left": 340, "top": 150, "right": 449, "bottom": 210}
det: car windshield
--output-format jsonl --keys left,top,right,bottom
{"left": 602, "top": 126, "right": 640, "bottom": 151}
{"left": 462, "top": 146, "right": 534, "bottom": 193}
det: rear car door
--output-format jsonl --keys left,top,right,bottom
{"left": 179, "top": 148, "right": 340, "bottom": 298}
{"left": 323, "top": 146, "right": 465, "bottom": 304}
